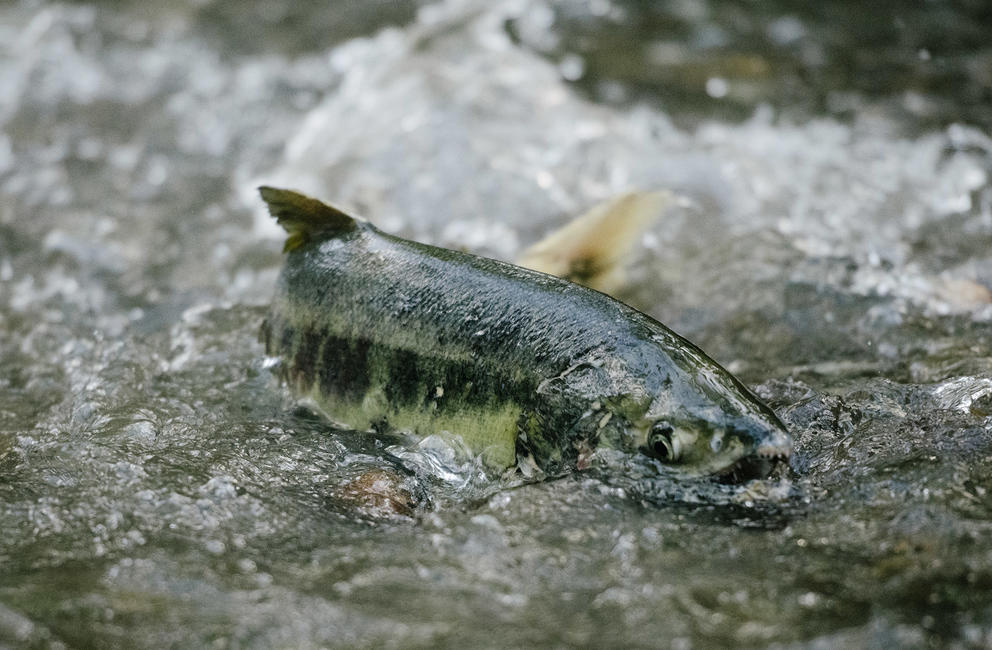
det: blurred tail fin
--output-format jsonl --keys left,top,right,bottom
{"left": 516, "top": 191, "right": 672, "bottom": 294}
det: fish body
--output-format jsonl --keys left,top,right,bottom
{"left": 260, "top": 187, "right": 791, "bottom": 478}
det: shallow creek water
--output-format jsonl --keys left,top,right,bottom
{"left": 2, "top": 0, "right": 992, "bottom": 647}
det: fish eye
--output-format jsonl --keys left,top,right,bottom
{"left": 648, "top": 423, "right": 680, "bottom": 463}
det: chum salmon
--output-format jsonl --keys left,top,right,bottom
{"left": 259, "top": 187, "right": 791, "bottom": 480}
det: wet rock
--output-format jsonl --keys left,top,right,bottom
{"left": 335, "top": 469, "right": 417, "bottom": 519}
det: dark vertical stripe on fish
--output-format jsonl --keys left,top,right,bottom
{"left": 319, "top": 334, "right": 372, "bottom": 401}
{"left": 294, "top": 325, "right": 324, "bottom": 390}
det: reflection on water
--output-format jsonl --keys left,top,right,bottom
{"left": 1, "top": 0, "right": 992, "bottom": 646}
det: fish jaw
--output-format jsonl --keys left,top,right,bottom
{"left": 633, "top": 408, "right": 792, "bottom": 481}
{"left": 754, "top": 426, "right": 793, "bottom": 464}
{"left": 712, "top": 426, "right": 792, "bottom": 483}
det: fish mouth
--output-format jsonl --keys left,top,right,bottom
{"left": 716, "top": 439, "right": 792, "bottom": 485}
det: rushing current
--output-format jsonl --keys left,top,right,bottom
{"left": 2, "top": 0, "right": 991, "bottom": 647}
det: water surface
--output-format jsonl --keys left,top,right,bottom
{"left": 2, "top": 0, "right": 992, "bottom": 647}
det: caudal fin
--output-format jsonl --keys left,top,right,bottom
{"left": 258, "top": 186, "right": 359, "bottom": 252}
{"left": 515, "top": 191, "right": 672, "bottom": 294}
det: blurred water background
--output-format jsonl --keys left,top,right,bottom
{"left": 2, "top": 0, "right": 992, "bottom": 647}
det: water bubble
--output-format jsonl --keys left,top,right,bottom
{"left": 558, "top": 53, "right": 585, "bottom": 81}
{"left": 705, "top": 77, "right": 729, "bottom": 99}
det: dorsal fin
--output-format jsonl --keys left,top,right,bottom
{"left": 258, "top": 186, "right": 359, "bottom": 253}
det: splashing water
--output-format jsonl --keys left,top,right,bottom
{"left": 2, "top": 0, "right": 992, "bottom": 647}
